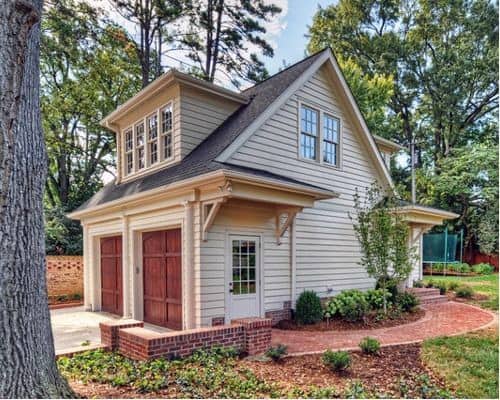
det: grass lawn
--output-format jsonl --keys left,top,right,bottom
{"left": 422, "top": 327, "right": 499, "bottom": 399}
{"left": 423, "top": 274, "right": 499, "bottom": 310}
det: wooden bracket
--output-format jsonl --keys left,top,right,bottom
{"left": 275, "top": 207, "right": 301, "bottom": 245}
{"left": 202, "top": 198, "right": 227, "bottom": 241}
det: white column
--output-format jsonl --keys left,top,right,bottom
{"left": 82, "top": 224, "right": 92, "bottom": 310}
{"left": 121, "top": 215, "right": 131, "bottom": 317}
{"left": 182, "top": 201, "right": 195, "bottom": 329}
{"left": 89, "top": 233, "right": 99, "bottom": 310}
{"left": 290, "top": 217, "right": 297, "bottom": 309}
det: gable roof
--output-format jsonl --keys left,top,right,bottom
{"left": 72, "top": 48, "right": 393, "bottom": 216}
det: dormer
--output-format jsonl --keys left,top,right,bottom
{"left": 373, "top": 135, "right": 404, "bottom": 169}
{"left": 101, "top": 70, "right": 248, "bottom": 183}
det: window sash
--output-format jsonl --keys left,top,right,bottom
{"left": 323, "top": 115, "right": 339, "bottom": 166}
{"left": 300, "top": 106, "right": 318, "bottom": 160}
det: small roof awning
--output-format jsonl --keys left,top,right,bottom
{"left": 394, "top": 204, "right": 459, "bottom": 227}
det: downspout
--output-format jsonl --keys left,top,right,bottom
{"left": 290, "top": 217, "right": 297, "bottom": 310}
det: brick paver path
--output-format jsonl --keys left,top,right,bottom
{"left": 272, "top": 301, "right": 496, "bottom": 355}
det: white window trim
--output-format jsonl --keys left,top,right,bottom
{"left": 297, "top": 100, "right": 343, "bottom": 171}
{"left": 120, "top": 101, "right": 175, "bottom": 181}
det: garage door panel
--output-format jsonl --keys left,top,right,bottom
{"left": 100, "top": 236, "right": 123, "bottom": 316}
{"left": 143, "top": 228, "right": 182, "bottom": 329}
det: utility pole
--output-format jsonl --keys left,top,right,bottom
{"left": 411, "top": 134, "right": 416, "bottom": 204}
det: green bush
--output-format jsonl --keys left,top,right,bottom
{"left": 396, "top": 292, "right": 420, "bottom": 312}
{"left": 265, "top": 344, "right": 287, "bottom": 362}
{"left": 413, "top": 280, "right": 424, "bottom": 288}
{"left": 365, "top": 289, "right": 392, "bottom": 310}
{"left": 359, "top": 337, "right": 380, "bottom": 354}
{"left": 324, "top": 290, "right": 369, "bottom": 322}
{"left": 450, "top": 262, "right": 471, "bottom": 273}
{"left": 322, "top": 350, "right": 351, "bottom": 372}
{"left": 295, "top": 290, "right": 323, "bottom": 325}
{"left": 472, "top": 263, "right": 494, "bottom": 275}
{"left": 376, "top": 278, "right": 399, "bottom": 299}
{"left": 456, "top": 285, "right": 474, "bottom": 298}
{"left": 425, "top": 279, "right": 436, "bottom": 288}
{"left": 447, "top": 281, "right": 460, "bottom": 291}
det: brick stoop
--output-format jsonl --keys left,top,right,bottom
{"left": 407, "top": 287, "right": 448, "bottom": 305}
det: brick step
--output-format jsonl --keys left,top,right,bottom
{"left": 417, "top": 295, "right": 448, "bottom": 305}
{"left": 407, "top": 287, "right": 441, "bottom": 296}
{"left": 406, "top": 287, "right": 448, "bottom": 305}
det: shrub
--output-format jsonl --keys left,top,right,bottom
{"left": 396, "top": 292, "right": 420, "bottom": 312}
{"left": 265, "top": 344, "right": 287, "bottom": 362}
{"left": 71, "top": 293, "right": 82, "bottom": 301}
{"left": 450, "top": 262, "right": 471, "bottom": 273}
{"left": 472, "top": 263, "right": 494, "bottom": 275}
{"left": 456, "top": 285, "right": 474, "bottom": 298}
{"left": 365, "top": 289, "right": 392, "bottom": 310}
{"left": 413, "top": 280, "right": 424, "bottom": 288}
{"left": 359, "top": 337, "right": 380, "bottom": 354}
{"left": 425, "top": 279, "right": 436, "bottom": 288}
{"left": 324, "top": 290, "right": 369, "bottom": 322}
{"left": 295, "top": 290, "right": 323, "bottom": 325}
{"left": 447, "top": 281, "right": 460, "bottom": 291}
{"left": 322, "top": 350, "right": 351, "bottom": 372}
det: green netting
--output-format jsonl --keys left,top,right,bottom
{"left": 423, "top": 233, "right": 458, "bottom": 263}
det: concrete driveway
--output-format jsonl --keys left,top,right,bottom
{"left": 50, "top": 306, "right": 119, "bottom": 354}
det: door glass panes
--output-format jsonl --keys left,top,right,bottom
{"left": 231, "top": 239, "right": 257, "bottom": 295}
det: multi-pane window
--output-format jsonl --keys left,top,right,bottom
{"left": 135, "top": 122, "right": 145, "bottom": 170}
{"left": 124, "top": 129, "right": 133, "bottom": 174}
{"left": 147, "top": 114, "right": 158, "bottom": 165}
{"left": 161, "top": 104, "right": 173, "bottom": 160}
{"left": 323, "top": 114, "right": 340, "bottom": 166}
{"left": 300, "top": 106, "right": 318, "bottom": 160}
{"left": 231, "top": 239, "right": 257, "bottom": 295}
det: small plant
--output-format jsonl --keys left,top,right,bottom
{"left": 436, "top": 282, "right": 447, "bottom": 295}
{"left": 396, "top": 292, "right": 420, "bottom": 312}
{"left": 295, "top": 290, "right": 323, "bottom": 325}
{"left": 447, "top": 281, "right": 459, "bottom": 291}
{"left": 376, "top": 278, "right": 399, "bottom": 300}
{"left": 265, "top": 344, "right": 287, "bottom": 362}
{"left": 71, "top": 293, "right": 82, "bottom": 301}
{"left": 425, "top": 279, "right": 435, "bottom": 288}
{"left": 455, "top": 285, "right": 474, "bottom": 298}
{"left": 80, "top": 340, "right": 91, "bottom": 346}
{"left": 472, "top": 263, "right": 494, "bottom": 275}
{"left": 413, "top": 280, "right": 424, "bottom": 288}
{"left": 56, "top": 294, "right": 68, "bottom": 302}
{"left": 359, "top": 336, "right": 380, "bottom": 354}
{"left": 322, "top": 350, "right": 351, "bottom": 372}
{"left": 365, "top": 288, "right": 392, "bottom": 310}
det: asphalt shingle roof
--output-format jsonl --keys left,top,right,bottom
{"left": 75, "top": 49, "right": 330, "bottom": 212}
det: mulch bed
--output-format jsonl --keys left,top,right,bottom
{"left": 68, "top": 343, "right": 448, "bottom": 399}
{"left": 275, "top": 308, "right": 425, "bottom": 331}
{"left": 243, "top": 343, "right": 447, "bottom": 397}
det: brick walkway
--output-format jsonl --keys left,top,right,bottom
{"left": 272, "top": 301, "right": 496, "bottom": 355}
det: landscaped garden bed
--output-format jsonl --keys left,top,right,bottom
{"left": 423, "top": 262, "right": 495, "bottom": 277}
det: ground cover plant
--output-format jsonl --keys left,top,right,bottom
{"left": 423, "top": 274, "right": 499, "bottom": 310}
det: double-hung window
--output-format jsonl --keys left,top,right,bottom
{"left": 124, "top": 129, "right": 133, "bottom": 174}
{"left": 161, "top": 104, "right": 173, "bottom": 159}
{"left": 300, "top": 106, "right": 318, "bottom": 160}
{"left": 323, "top": 114, "right": 340, "bottom": 166}
{"left": 147, "top": 113, "right": 158, "bottom": 165}
{"left": 135, "top": 122, "right": 145, "bottom": 170}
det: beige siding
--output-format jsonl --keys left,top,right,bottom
{"left": 227, "top": 65, "right": 386, "bottom": 299}
{"left": 179, "top": 87, "right": 240, "bottom": 158}
{"left": 198, "top": 200, "right": 290, "bottom": 326}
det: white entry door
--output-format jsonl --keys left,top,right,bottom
{"left": 228, "top": 236, "right": 260, "bottom": 319}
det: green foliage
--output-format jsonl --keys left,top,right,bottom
{"left": 351, "top": 184, "right": 415, "bottom": 313}
{"left": 396, "top": 292, "right": 420, "bottom": 312}
{"left": 359, "top": 337, "right": 380, "bottom": 355}
{"left": 295, "top": 290, "right": 323, "bottom": 325}
{"left": 456, "top": 285, "right": 474, "bottom": 299}
{"left": 364, "top": 289, "right": 392, "bottom": 310}
{"left": 447, "top": 281, "right": 460, "bottom": 291}
{"left": 413, "top": 280, "right": 424, "bottom": 288}
{"left": 265, "top": 344, "right": 288, "bottom": 362}
{"left": 376, "top": 278, "right": 399, "bottom": 300}
{"left": 324, "top": 290, "right": 369, "bottom": 322}
{"left": 472, "top": 263, "right": 494, "bottom": 275}
{"left": 436, "top": 282, "right": 447, "bottom": 295}
{"left": 322, "top": 350, "right": 351, "bottom": 372}
{"left": 449, "top": 263, "right": 472, "bottom": 273}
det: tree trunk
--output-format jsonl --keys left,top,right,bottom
{"left": 0, "top": 1, "right": 74, "bottom": 397}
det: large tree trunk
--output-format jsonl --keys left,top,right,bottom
{"left": 0, "top": 1, "right": 74, "bottom": 397}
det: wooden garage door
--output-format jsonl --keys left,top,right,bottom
{"left": 100, "top": 236, "right": 123, "bottom": 316}
{"left": 143, "top": 228, "right": 182, "bottom": 329}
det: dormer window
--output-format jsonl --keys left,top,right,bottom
{"left": 135, "top": 122, "right": 145, "bottom": 170}
{"left": 161, "top": 104, "right": 173, "bottom": 159}
{"left": 147, "top": 114, "right": 158, "bottom": 165}
{"left": 121, "top": 102, "right": 174, "bottom": 179}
